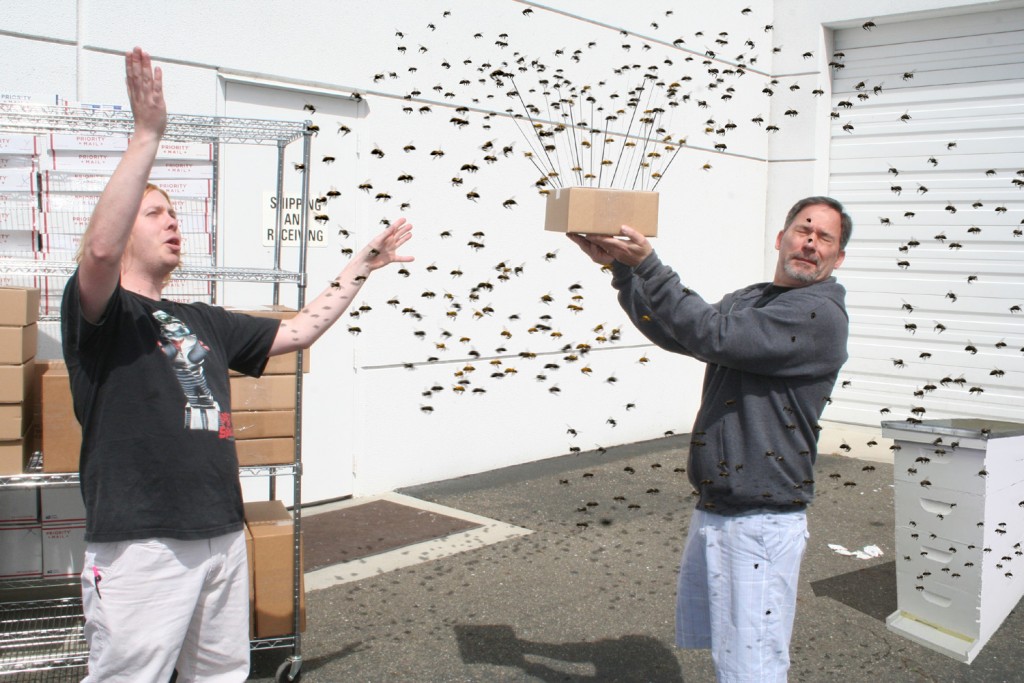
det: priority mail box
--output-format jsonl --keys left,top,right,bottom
{"left": 0, "top": 155, "right": 37, "bottom": 170}
{"left": 41, "top": 521, "right": 86, "bottom": 577}
{"left": 545, "top": 187, "right": 659, "bottom": 236}
{"left": 0, "top": 170, "right": 36, "bottom": 192}
{"left": 40, "top": 486, "right": 85, "bottom": 523}
{"left": 0, "top": 488, "right": 38, "bottom": 523}
{"left": 0, "top": 197, "right": 36, "bottom": 231}
{"left": 0, "top": 287, "right": 40, "bottom": 326}
{"left": 49, "top": 133, "right": 128, "bottom": 152}
{"left": 156, "top": 141, "right": 213, "bottom": 160}
{"left": 0, "top": 323, "right": 37, "bottom": 364}
{"left": 0, "top": 229, "right": 39, "bottom": 255}
{"left": 0, "top": 134, "right": 42, "bottom": 154}
{"left": 142, "top": 178, "right": 213, "bottom": 200}
{"left": 0, "top": 522, "right": 42, "bottom": 578}
{"left": 244, "top": 500, "right": 306, "bottom": 638}
{"left": 149, "top": 159, "right": 214, "bottom": 179}
{"left": 48, "top": 150, "right": 122, "bottom": 172}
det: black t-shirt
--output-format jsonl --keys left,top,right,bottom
{"left": 61, "top": 271, "right": 280, "bottom": 542}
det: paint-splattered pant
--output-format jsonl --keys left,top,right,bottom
{"left": 676, "top": 508, "right": 808, "bottom": 683}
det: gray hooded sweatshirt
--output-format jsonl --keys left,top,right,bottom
{"left": 611, "top": 253, "right": 849, "bottom": 514}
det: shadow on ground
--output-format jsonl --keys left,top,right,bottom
{"left": 454, "top": 624, "right": 685, "bottom": 682}
{"left": 810, "top": 560, "right": 897, "bottom": 623}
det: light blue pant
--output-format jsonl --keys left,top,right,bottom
{"left": 676, "top": 508, "right": 808, "bottom": 683}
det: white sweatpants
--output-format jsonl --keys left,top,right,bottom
{"left": 80, "top": 531, "right": 250, "bottom": 683}
{"left": 676, "top": 508, "right": 808, "bottom": 683}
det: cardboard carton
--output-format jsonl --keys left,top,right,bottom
{"left": 544, "top": 187, "right": 659, "bottom": 236}
{"left": 39, "top": 362, "right": 81, "bottom": 474}
{"left": 236, "top": 438, "right": 295, "bottom": 467}
{"left": 0, "top": 323, "right": 37, "bottom": 365}
{"left": 233, "top": 410, "right": 296, "bottom": 441}
{"left": 0, "top": 134, "right": 42, "bottom": 155}
{"left": 0, "top": 522, "right": 42, "bottom": 578}
{"left": 41, "top": 521, "right": 86, "bottom": 577}
{"left": 0, "top": 488, "right": 38, "bottom": 523}
{"left": 226, "top": 306, "right": 310, "bottom": 374}
{"left": 0, "top": 425, "right": 33, "bottom": 475}
{"left": 230, "top": 374, "right": 297, "bottom": 412}
{"left": 0, "top": 401, "right": 30, "bottom": 440}
{"left": 48, "top": 133, "right": 128, "bottom": 152}
{"left": 244, "top": 524, "right": 255, "bottom": 639}
{"left": 0, "top": 287, "right": 40, "bottom": 326}
{"left": 0, "top": 359, "right": 34, "bottom": 403}
{"left": 40, "top": 486, "right": 85, "bottom": 523}
{"left": 244, "top": 500, "right": 306, "bottom": 638}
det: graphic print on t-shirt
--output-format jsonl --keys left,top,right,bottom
{"left": 152, "top": 309, "right": 226, "bottom": 434}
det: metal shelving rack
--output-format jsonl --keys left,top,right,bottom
{"left": 0, "top": 102, "right": 312, "bottom": 682}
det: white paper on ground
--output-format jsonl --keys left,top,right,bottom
{"left": 828, "top": 543, "right": 883, "bottom": 560}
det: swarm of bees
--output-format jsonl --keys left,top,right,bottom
{"left": 291, "top": 4, "right": 1023, "bottom": 486}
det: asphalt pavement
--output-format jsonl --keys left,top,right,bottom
{"left": 248, "top": 434, "right": 1024, "bottom": 682}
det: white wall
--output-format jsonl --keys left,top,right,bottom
{"left": 2, "top": 0, "right": 1002, "bottom": 500}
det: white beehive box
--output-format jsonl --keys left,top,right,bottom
{"left": 883, "top": 419, "right": 1024, "bottom": 663}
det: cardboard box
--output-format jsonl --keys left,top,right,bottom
{"left": 0, "top": 170, "right": 36, "bottom": 192}
{"left": 48, "top": 150, "right": 123, "bottom": 172}
{"left": 0, "top": 488, "right": 38, "bottom": 524}
{"left": 230, "top": 374, "right": 297, "bottom": 412}
{"left": 40, "top": 486, "right": 85, "bottom": 523}
{"left": 49, "top": 133, "right": 128, "bottom": 152}
{"left": 0, "top": 287, "right": 40, "bottom": 326}
{"left": 0, "top": 401, "right": 30, "bottom": 440}
{"left": 263, "top": 352, "right": 306, "bottom": 376}
{"left": 227, "top": 306, "right": 309, "bottom": 374}
{"left": 244, "top": 500, "right": 306, "bottom": 638}
{"left": 41, "top": 521, "right": 86, "bottom": 577}
{"left": 39, "top": 361, "right": 81, "bottom": 474}
{"left": 0, "top": 228, "right": 39, "bottom": 253}
{"left": 150, "top": 159, "right": 214, "bottom": 179}
{"left": 0, "top": 134, "right": 42, "bottom": 155}
{"left": 233, "top": 410, "right": 296, "bottom": 441}
{"left": 156, "top": 141, "right": 214, "bottom": 160}
{"left": 244, "top": 524, "right": 255, "bottom": 639}
{"left": 237, "top": 438, "right": 294, "bottom": 467}
{"left": 0, "top": 426, "right": 33, "bottom": 475}
{"left": 0, "top": 359, "right": 34, "bottom": 403}
{"left": 0, "top": 522, "right": 42, "bottom": 578}
{"left": 0, "top": 323, "right": 37, "bottom": 365}
{"left": 544, "top": 187, "right": 659, "bottom": 236}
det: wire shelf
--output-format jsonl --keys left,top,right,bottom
{"left": 0, "top": 598, "right": 87, "bottom": 679}
{"left": 0, "top": 103, "right": 308, "bottom": 145}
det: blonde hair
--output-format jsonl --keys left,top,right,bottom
{"left": 76, "top": 183, "right": 176, "bottom": 265}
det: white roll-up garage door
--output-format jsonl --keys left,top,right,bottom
{"left": 827, "top": 7, "right": 1024, "bottom": 429}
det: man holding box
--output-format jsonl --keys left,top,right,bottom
{"left": 568, "top": 197, "right": 850, "bottom": 683}
{"left": 62, "top": 47, "right": 413, "bottom": 682}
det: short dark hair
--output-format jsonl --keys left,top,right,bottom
{"left": 783, "top": 196, "right": 853, "bottom": 250}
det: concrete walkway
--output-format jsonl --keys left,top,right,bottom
{"left": 249, "top": 434, "right": 1023, "bottom": 682}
